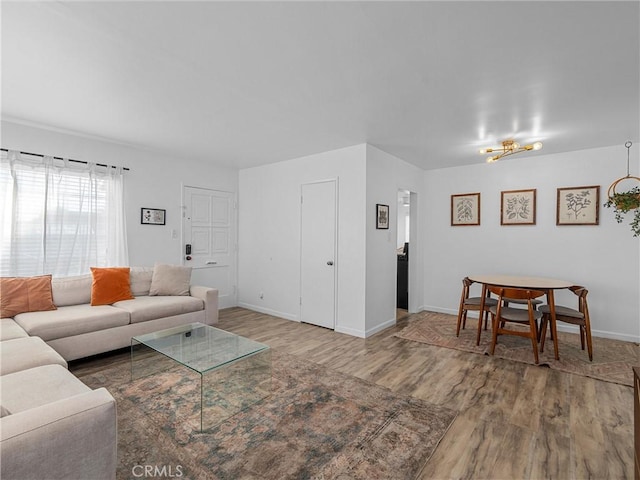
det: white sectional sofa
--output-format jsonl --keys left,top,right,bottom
{"left": 8, "top": 266, "right": 218, "bottom": 361}
{"left": 0, "top": 322, "right": 117, "bottom": 480}
{"left": 0, "top": 266, "right": 219, "bottom": 479}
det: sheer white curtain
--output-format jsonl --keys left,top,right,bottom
{"left": 0, "top": 150, "right": 128, "bottom": 277}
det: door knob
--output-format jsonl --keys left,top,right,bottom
{"left": 327, "top": 261, "right": 334, "bottom": 266}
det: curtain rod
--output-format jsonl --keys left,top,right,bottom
{"left": 0, "top": 148, "right": 130, "bottom": 171}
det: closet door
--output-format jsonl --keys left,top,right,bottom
{"left": 300, "top": 180, "right": 337, "bottom": 329}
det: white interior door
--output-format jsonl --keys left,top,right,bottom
{"left": 300, "top": 180, "right": 337, "bottom": 329}
{"left": 183, "top": 186, "right": 237, "bottom": 308}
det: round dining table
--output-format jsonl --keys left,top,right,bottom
{"left": 468, "top": 275, "right": 574, "bottom": 360}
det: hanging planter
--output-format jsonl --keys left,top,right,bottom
{"left": 604, "top": 141, "right": 640, "bottom": 237}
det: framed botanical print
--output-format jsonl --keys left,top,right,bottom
{"left": 501, "top": 189, "right": 536, "bottom": 225}
{"left": 451, "top": 192, "right": 481, "bottom": 226}
{"left": 557, "top": 185, "right": 600, "bottom": 225}
{"left": 376, "top": 204, "right": 389, "bottom": 229}
{"left": 141, "top": 208, "right": 166, "bottom": 225}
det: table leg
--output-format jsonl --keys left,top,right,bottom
{"left": 547, "top": 289, "right": 560, "bottom": 360}
{"left": 477, "top": 283, "right": 487, "bottom": 346}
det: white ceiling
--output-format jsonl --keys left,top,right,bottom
{"left": 2, "top": 1, "right": 639, "bottom": 170}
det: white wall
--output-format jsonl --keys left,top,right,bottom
{"left": 365, "top": 145, "right": 425, "bottom": 335}
{"left": 2, "top": 121, "right": 238, "bottom": 290}
{"left": 423, "top": 144, "right": 640, "bottom": 342}
{"left": 7, "top": 121, "right": 636, "bottom": 341}
{"left": 238, "top": 144, "right": 368, "bottom": 335}
{"left": 238, "top": 143, "right": 426, "bottom": 338}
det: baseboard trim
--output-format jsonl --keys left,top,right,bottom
{"left": 237, "top": 302, "right": 299, "bottom": 322}
{"left": 334, "top": 325, "right": 366, "bottom": 338}
{"left": 589, "top": 328, "right": 639, "bottom": 343}
{"left": 423, "top": 305, "right": 459, "bottom": 316}
{"left": 364, "top": 317, "right": 397, "bottom": 338}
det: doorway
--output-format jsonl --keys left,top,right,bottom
{"left": 300, "top": 180, "right": 337, "bottom": 329}
{"left": 396, "top": 190, "right": 411, "bottom": 320}
{"left": 182, "top": 186, "right": 237, "bottom": 309}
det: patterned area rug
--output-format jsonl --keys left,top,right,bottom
{"left": 395, "top": 311, "right": 639, "bottom": 387}
{"left": 75, "top": 350, "right": 457, "bottom": 480}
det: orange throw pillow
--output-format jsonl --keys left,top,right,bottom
{"left": 90, "top": 267, "right": 134, "bottom": 306}
{"left": 0, "top": 275, "right": 57, "bottom": 318}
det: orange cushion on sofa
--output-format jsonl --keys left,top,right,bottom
{"left": 90, "top": 267, "right": 134, "bottom": 306}
{"left": 0, "top": 275, "right": 57, "bottom": 318}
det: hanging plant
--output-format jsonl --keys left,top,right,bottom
{"left": 604, "top": 186, "right": 640, "bottom": 236}
{"left": 605, "top": 141, "right": 640, "bottom": 237}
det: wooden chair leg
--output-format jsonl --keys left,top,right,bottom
{"left": 539, "top": 315, "right": 548, "bottom": 353}
{"left": 476, "top": 312, "right": 485, "bottom": 346}
{"left": 456, "top": 307, "right": 465, "bottom": 336}
{"left": 529, "top": 317, "right": 539, "bottom": 364}
{"left": 490, "top": 314, "right": 499, "bottom": 355}
{"left": 584, "top": 320, "right": 594, "bottom": 362}
{"left": 579, "top": 325, "right": 585, "bottom": 350}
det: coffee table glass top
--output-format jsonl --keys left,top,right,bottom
{"left": 132, "top": 322, "right": 269, "bottom": 374}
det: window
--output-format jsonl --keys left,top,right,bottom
{"left": 0, "top": 151, "right": 128, "bottom": 277}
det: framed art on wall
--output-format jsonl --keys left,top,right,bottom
{"left": 141, "top": 208, "right": 166, "bottom": 225}
{"left": 557, "top": 185, "right": 600, "bottom": 225}
{"left": 501, "top": 189, "right": 536, "bottom": 225}
{"left": 376, "top": 204, "right": 389, "bottom": 229}
{"left": 451, "top": 192, "right": 481, "bottom": 226}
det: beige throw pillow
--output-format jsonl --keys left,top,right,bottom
{"left": 130, "top": 267, "right": 154, "bottom": 297}
{"left": 149, "top": 264, "right": 192, "bottom": 296}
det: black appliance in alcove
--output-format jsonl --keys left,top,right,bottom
{"left": 396, "top": 243, "right": 408, "bottom": 309}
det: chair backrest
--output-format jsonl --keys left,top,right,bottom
{"left": 488, "top": 286, "right": 545, "bottom": 300}
{"left": 460, "top": 277, "right": 473, "bottom": 300}
{"left": 569, "top": 285, "right": 589, "bottom": 314}
{"left": 461, "top": 277, "right": 493, "bottom": 299}
{"left": 488, "top": 286, "right": 545, "bottom": 320}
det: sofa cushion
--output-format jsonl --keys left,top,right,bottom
{"left": 0, "top": 275, "right": 57, "bottom": 318}
{"left": 90, "top": 267, "right": 134, "bottom": 306}
{"left": 0, "top": 364, "right": 90, "bottom": 414}
{"left": 14, "top": 304, "right": 130, "bottom": 341}
{"left": 0, "top": 337, "right": 67, "bottom": 375}
{"left": 149, "top": 263, "right": 192, "bottom": 296}
{"left": 0, "top": 405, "right": 10, "bottom": 417}
{"left": 112, "top": 296, "right": 204, "bottom": 324}
{"left": 0, "top": 318, "right": 29, "bottom": 341}
{"left": 130, "top": 266, "right": 154, "bottom": 296}
{"left": 52, "top": 274, "right": 92, "bottom": 307}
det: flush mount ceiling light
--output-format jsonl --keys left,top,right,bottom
{"left": 480, "top": 139, "right": 543, "bottom": 163}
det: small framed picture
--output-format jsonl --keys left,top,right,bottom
{"left": 141, "top": 208, "right": 166, "bottom": 225}
{"left": 501, "top": 189, "right": 536, "bottom": 225}
{"left": 451, "top": 192, "right": 481, "bottom": 226}
{"left": 376, "top": 204, "right": 389, "bottom": 229}
{"left": 557, "top": 185, "right": 600, "bottom": 225}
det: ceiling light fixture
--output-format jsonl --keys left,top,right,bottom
{"left": 480, "top": 139, "right": 543, "bottom": 163}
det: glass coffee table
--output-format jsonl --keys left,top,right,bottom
{"left": 131, "top": 322, "right": 271, "bottom": 431}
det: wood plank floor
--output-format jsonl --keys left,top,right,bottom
{"left": 216, "top": 307, "right": 634, "bottom": 480}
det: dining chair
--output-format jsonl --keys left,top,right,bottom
{"left": 539, "top": 286, "right": 593, "bottom": 361}
{"left": 456, "top": 277, "right": 498, "bottom": 343}
{"left": 488, "top": 286, "right": 545, "bottom": 364}
{"left": 500, "top": 297, "right": 544, "bottom": 340}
